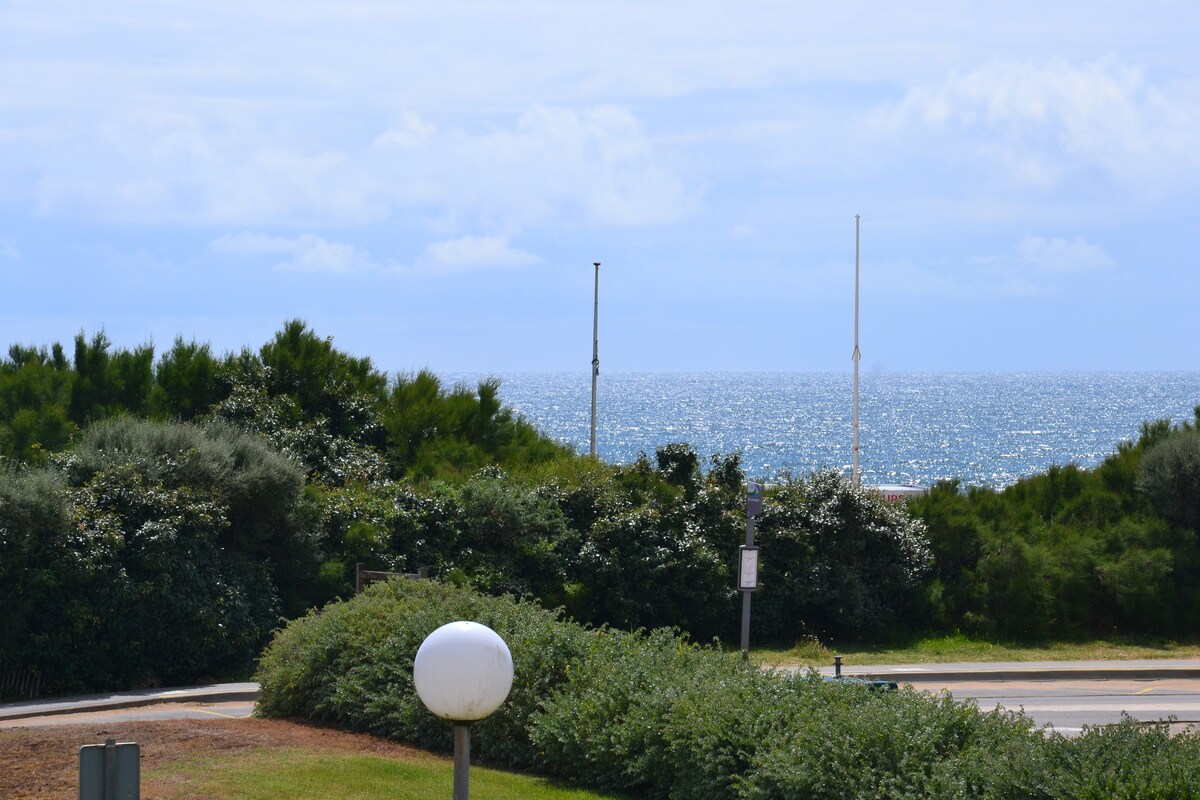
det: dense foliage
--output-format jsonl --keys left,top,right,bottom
{"left": 3, "top": 321, "right": 1198, "bottom": 699}
{"left": 755, "top": 470, "right": 931, "bottom": 639}
{"left": 910, "top": 409, "right": 1200, "bottom": 640}
{"left": 0, "top": 419, "right": 295, "bottom": 694}
{"left": 0, "top": 320, "right": 568, "bottom": 481}
{"left": 257, "top": 580, "right": 1200, "bottom": 799}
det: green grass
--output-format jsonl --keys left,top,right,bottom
{"left": 151, "top": 748, "right": 636, "bottom": 800}
{"left": 753, "top": 632, "right": 1200, "bottom": 669}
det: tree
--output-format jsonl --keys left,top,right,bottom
{"left": 152, "top": 337, "right": 225, "bottom": 420}
{"left": 108, "top": 343, "right": 155, "bottom": 417}
{"left": 0, "top": 343, "right": 75, "bottom": 461}
{"left": 68, "top": 330, "right": 113, "bottom": 424}
{"left": 755, "top": 471, "right": 933, "bottom": 640}
{"left": 65, "top": 416, "right": 321, "bottom": 615}
{"left": 0, "top": 415, "right": 308, "bottom": 696}
{"left": 259, "top": 319, "right": 387, "bottom": 438}
{"left": 1137, "top": 414, "right": 1200, "bottom": 532}
{"left": 381, "top": 371, "right": 570, "bottom": 480}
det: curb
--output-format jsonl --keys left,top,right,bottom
{"left": 0, "top": 684, "right": 261, "bottom": 723}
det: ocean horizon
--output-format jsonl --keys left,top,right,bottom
{"left": 442, "top": 370, "right": 1200, "bottom": 489}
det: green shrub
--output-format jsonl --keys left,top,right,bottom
{"left": 256, "top": 579, "right": 592, "bottom": 768}
{"left": 1043, "top": 716, "right": 1200, "bottom": 799}
{"left": 269, "top": 582, "right": 1200, "bottom": 800}
{"left": 0, "top": 415, "right": 322, "bottom": 696}
{"left": 912, "top": 413, "right": 1200, "bottom": 640}
{"left": 754, "top": 470, "right": 933, "bottom": 640}
{"left": 1138, "top": 427, "right": 1200, "bottom": 532}
{"left": 531, "top": 628, "right": 742, "bottom": 795}
{"left": 741, "top": 687, "right": 1043, "bottom": 800}
{"left": 0, "top": 457, "right": 279, "bottom": 695}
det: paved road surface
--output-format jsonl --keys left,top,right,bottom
{"left": 0, "top": 701, "right": 255, "bottom": 728}
{"left": 5, "top": 662, "right": 1200, "bottom": 734}
{"left": 0, "top": 683, "right": 259, "bottom": 727}
{"left": 817, "top": 659, "right": 1200, "bottom": 734}
{"left": 905, "top": 676, "right": 1200, "bottom": 733}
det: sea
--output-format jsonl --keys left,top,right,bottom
{"left": 442, "top": 372, "right": 1200, "bottom": 489}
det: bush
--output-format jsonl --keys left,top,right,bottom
{"left": 754, "top": 471, "right": 933, "bottom": 640}
{"left": 253, "top": 581, "right": 1200, "bottom": 799}
{"left": 1138, "top": 427, "right": 1200, "bottom": 531}
{"left": 912, "top": 415, "right": 1200, "bottom": 640}
{"left": 0, "top": 460, "right": 279, "bottom": 695}
{"left": 255, "top": 579, "right": 592, "bottom": 769}
{"left": 531, "top": 627, "right": 743, "bottom": 795}
{"left": 1042, "top": 716, "right": 1200, "bottom": 799}
{"left": 0, "top": 416, "right": 321, "bottom": 696}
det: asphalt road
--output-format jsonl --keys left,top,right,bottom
{"left": 821, "top": 658, "right": 1200, "bottom": 734}
{"left": 5, "top": 662, "right": 1200, "bottom": 735}
{"left": 0, "top": 683, "right": 259, "bottom": 728}
{"left": 906, "top": 676, "right": 1200, "bottom": 733}
{"left": 0, "top": 700, "right": 255, "bottom": 728}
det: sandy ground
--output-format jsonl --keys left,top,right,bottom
{"left": 0, "top": 708, "right": 435, "bottom": 799}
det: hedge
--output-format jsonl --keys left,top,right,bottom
{"left": 255, "top": 581, "right": 1200, "bottom": 799}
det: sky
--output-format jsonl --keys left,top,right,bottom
{"left": 2, "top": 1, "right": 1198, "bottom": 375}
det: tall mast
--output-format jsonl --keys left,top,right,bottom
{"left": 852, "top": 215, "right": 861, "bottom": 488}
{"left": 590, "top": 261, "right": 600, "bottom": 458}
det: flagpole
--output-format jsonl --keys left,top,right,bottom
{"left": 590, "top": 261, "right": 600, "bottom": 458}
{"left": 852, "top": 215, "right": 861, "bottom": 488}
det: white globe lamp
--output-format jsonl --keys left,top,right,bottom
{"left": 413, "top": 621, "right": 514, "bottom": 800}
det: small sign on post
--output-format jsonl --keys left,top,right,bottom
{"left": 738, "top": 545, "right": 759, "bottom": 590}
{"left": 745, "top": 481, "right": 763, "bottom": 518}
{"left": 79, "top": 738, "right": 139, "bottom": 800}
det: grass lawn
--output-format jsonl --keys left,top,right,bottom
{"left": 754, "top": 632, "right": 1200, "bottom": 669}
{"left": 151, "top": 748, "right": 636, "bottom": 800}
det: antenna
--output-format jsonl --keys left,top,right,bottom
{"left": 590, "top": 261, "right": 600, "bottom": 458}
{"left": 852, "top": 215, "right": 861, "bottom": 488}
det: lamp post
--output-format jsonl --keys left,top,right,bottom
{"left": 413, "top": 621, "right": 514, "bottom": 800}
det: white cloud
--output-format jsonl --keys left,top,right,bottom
{"left": 377, "top": 104, "right": 691, "bottom": 230}
{"left": 27, "top": 102, "right": 688, "bottom": 231}
{"left": 414, "top": 235, "right": 539, "bottom": 274}
{"left": 843, "top": 234, "right": 1114, "bottom": 300}
{"left": 1017, "top": 236, "right": 1112, "bottom": 273}
{"left": 212, "top": 231, "right": 539, "bottom": 276}
{"left": 962, "top": 234, "right": 1113, "bottom": 295}
{"left": 211, "top": 233, "right": 373, "bottom": 273}
{"left": 373, "top": 111, "right": 438, "bottom": 149}
{"left": 885, "top": 59, "right": 1200, "bottom": 191}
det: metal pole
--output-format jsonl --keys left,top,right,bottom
{"left": 740, "top": 512, "right": 754, "bottom": 658}
{"left": 590, "top": 261, "right": 600, "bottom": 458}
{"left": 453, "top": 723, "right": 470, "bottom": 800}
{"left": 852, "top": 214, "right": 861, "bottom": 488}
{"left": 103, "top": 738, "right": 117, "bottom": 800}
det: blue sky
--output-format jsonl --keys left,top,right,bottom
{"left": 2, "top": 2, "right": 1198, "bottom": 374}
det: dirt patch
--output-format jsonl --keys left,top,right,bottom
{"left": 0, "top": 710, "right": 436, "bottom": 799}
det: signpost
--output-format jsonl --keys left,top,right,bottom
{"left": 739, "top": 482, "right": 763, "bottom": 658}
{"left": 79, "top": 738, "right": 139, "bottom": 800}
